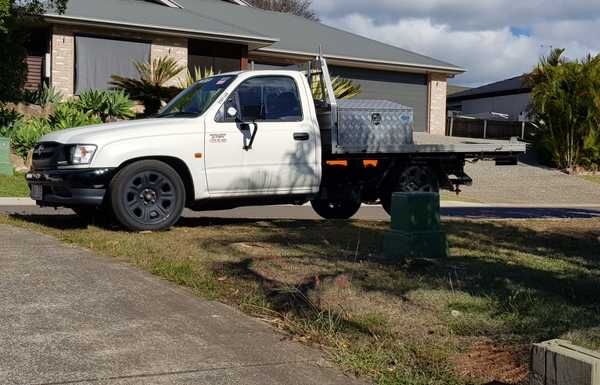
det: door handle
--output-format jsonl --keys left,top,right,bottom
{"left": 293, "top": 132, "right": 310, "bottom": 141}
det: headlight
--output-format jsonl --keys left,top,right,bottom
{"left": 70, "top": 145, "right": 97, "bottom": 165}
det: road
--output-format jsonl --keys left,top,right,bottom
{"left": 1, "top": 201, "right": 600, "bottom": 220}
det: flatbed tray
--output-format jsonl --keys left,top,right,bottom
{"left": 409, "top": 133, "right": 527, "bottom": 154}
{"left": 326, "top": 133, "right": 526, "bottom": 157}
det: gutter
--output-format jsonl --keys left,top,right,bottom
{"left": 255, "top": 47, "right": 466, "bottom": 75}
{"left": 44, "top": 14, "right": 278, "bottom": 49}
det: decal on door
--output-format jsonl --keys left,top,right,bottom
{"left": 209, "top": 133, "right": 228, "bottom": 144}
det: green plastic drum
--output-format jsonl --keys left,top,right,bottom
{"left": 0, "top": 137, "right": 13, "bottom": 176}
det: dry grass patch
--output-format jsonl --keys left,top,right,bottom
{"left": 1, "top": 213, "right": 599, "bottom": 385}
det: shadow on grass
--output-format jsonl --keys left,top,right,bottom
{"left": 194, "top": 217, "right": 600, "bottom": 345}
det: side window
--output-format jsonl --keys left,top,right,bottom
{"left": 217, "top": 76, "right": 303, "bottom": 122}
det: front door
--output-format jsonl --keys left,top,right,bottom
{"left": 204, "top": 75, "right": 319, "bottom": 197}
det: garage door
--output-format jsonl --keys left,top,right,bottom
{"left": 75, "top": 35, "right": 150, "bottom": 94}
{"left": 329, "top": 66, "right": 428, "bottom": 132}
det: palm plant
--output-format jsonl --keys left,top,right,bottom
{"left": 527, "top": 49, "right": 600, "bottom": 172}
{"left": 311, "top": 76, "right": 361, "bottom": 100}
{"left": 176, "top": 66, "right": 217, "bottom": 89}
{"left": 21, "top": 84, "right": 63, "bottom": 107}
{"left": 77, "top": 89, "right": 135, "bottom": 122}
{"left": 110, "top": 56, "right": 184, "bottom": 115}
{"left": 49, "top": 102, "right": 102, "bottom": 130}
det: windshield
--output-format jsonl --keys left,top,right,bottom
{"left": 157, "top": 75, "right": 237, "bottom": 118}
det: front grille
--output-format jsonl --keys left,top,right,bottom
{"left": 31, "top": 142, "right": 70, "bottom": 170}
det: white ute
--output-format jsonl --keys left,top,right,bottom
{"left": 27, "top": 56, "right": 526, "bottom": 231}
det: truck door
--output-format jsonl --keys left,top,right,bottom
{"left": 204, "top": 75, "right": 319, "bottom": 196}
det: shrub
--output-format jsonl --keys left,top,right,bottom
{"left": 49, "top": 102, "right": 101, "bottom": 130}
{"left": 0, "top": 104, "right": 23, "bottom": 138}
{"left": 110, "top": 56, "right": 183, "bottom": 116}
{"left": 581, "top": 130, "right": 600, "bottom": 171}
{"left": 12, "top": 118, "right": 53, "bottom": 158}
{"left": 10, "top": 102, "right": 102, "bottom": 159}
{"left": 21, "top": 83, "right": 63, "bottom": 107}
{"left": 527, "top": 49, "right": 600, "bottom": 172}
{"left": 77, "top": 89, "right": 135, "bottom": 122}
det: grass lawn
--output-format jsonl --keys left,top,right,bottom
{"left": 582, "top": 175, "right": 600, "bottom": 184}
{"left": 0, "top": 173, "right": 29, "bottom": 197}
{"left": 1, "top": 213, "right": 599, "bottom": 385}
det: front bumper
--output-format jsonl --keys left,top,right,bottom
{"left": 26, "top": 168, "right": 115, "bottom": 207}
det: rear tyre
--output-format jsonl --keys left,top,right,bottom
{"left": 311, "top": 197, "right": 362, "bottom": 220}
{"left": 381, "top": 165, "right": 439, "bottom": 215}
{"left": 110, "top": 160, "right": 186, "bottom": 232}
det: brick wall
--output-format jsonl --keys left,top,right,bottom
{"left": 428, "top": 73, "right": 448, "bottom": 135}
{"left": 50, "top": 24, "right": 188, "bottom": 97}
{"left": 51, "top": 25, "right": 75, "bottom": 97}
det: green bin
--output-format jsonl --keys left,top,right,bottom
{"left": 383, "top": 192, "right": 448, "bottom": 260}
{"left": 0, "top": 137, "right": 13, "bottom": 176}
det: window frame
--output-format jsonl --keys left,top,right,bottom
{"left": 215, "top": 75, "right": 304, "bottom": 123}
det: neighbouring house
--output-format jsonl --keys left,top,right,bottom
{"left": 447, "top": 75, "right": 532, "bottom": 121}
{"left": 24, "top": 0, "right": 464, "bottom": 134}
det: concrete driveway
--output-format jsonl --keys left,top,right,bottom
{"left": 0, "top": 224, "right": 363, "bottom": 385}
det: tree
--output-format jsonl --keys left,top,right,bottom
{"left": 527, "top": 49, "right": 600, "bottom": 172}
{"left": 0, "top": 0, "right": 68, "bottom": 101}
{"left": 247, "top": 0, "right": 319, "bottom": 21}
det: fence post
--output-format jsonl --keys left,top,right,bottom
{"left": 449, "top": 117, "right": 454, "bottom": 136}
{"left": 521, "top": 121, "right": 526, "bottom": 140}
{"left": 483, "top": 120, "right": 488, "bottom": 139}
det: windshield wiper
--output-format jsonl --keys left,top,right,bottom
{"left": 156, "top": 111, "right": 201, "bottom": 118}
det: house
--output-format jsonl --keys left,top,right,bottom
{"left": 25, "top": 0, "right": 464, "bottom": 134}
{"left": 447, "top": 75, "right": 532, "bottom": 121}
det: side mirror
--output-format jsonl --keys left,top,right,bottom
{"left": 227, "top": 107, "right": 238, "bottom": 119}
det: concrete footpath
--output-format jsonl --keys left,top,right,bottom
{"left": 0, "top": 224, "right": 363, "bottom": 385}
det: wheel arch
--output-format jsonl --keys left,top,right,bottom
{"left": 113, "top": 156, "right": 195, "bottom": 205}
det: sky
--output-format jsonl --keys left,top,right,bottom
{"left": 310, "top": 0, "right": 600, "bottom": 87}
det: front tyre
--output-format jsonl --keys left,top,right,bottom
{"left": 311, "top": 197, "right": 361, "bottom": 220}
{"left": 110, "top": 160, "right": 185, "bottom": 231}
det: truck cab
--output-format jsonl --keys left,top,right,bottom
{"left": 27, "top": 57, "right": 526, "bottom": 231}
